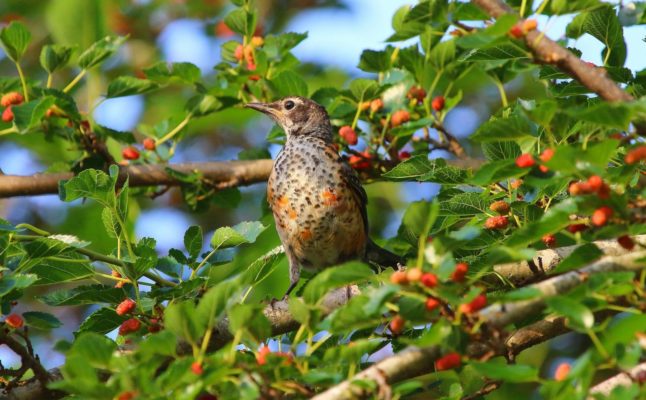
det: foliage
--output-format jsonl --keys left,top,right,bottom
{"left": 0, "top": 0, "right": 645, "bottom": 399}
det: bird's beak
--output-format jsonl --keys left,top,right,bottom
{"left": 245, "top": 102, "right": 280, "bottom": 118}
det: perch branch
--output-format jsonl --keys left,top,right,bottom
{"left": 589, "top": 362, "right": 646, "bottom": 398}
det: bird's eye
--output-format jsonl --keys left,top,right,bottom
{"left": 284, "top": 100, "right": 295, "bottom": 110}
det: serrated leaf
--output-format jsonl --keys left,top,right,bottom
{"left": 106, "top": 76, "right": 160, "bottom": 98}
{"left": 349, "top": 79, "right": 379, "bottom": 102}
{"left": 30, "top": 259, "right": 94, "bottom": 285}
{"left": 59, "top": 166, "right": 117, "bottom": 205}
{"left": 482, "top": 142, "right": 521, "bottom": 161}
{"left": 196, "top": 279, "right": 240, "bottom": 323}
{"left": 23, "top": 311, "right": 62, "bottom": 330}
{"left": 0, "top": 274, "right": 38, "bottom": 296}
{"left": 39, "top": 285, "right": 124, "bottom": 306}
{"left": 228, "top": 303, "right": 271, "bottom": 344}
{"left": 186, "top": 94, "right": 222, "bottom": 117}
{"left": 565, "top": 5, "right": 626, "bottom": 67}
{"left": 303, "top": 262, "right": 373, "bottom": 304}
{"left": 358, "top": 47, "right": 393, "bottom": 72}
{"left": 469, "top": 159, "right": 525, "bottom": 185}
{"left": 78, "top": 308, "right": 126, "bottom": 335}
{"left": 68, "top": 332, "right": 117, "bottom": 368}
{"left": 505, "top": 199, "right": 578, "bottom": 247}
{"left": 143, "top": 61, "right": 201, "bottom": 84}
{"left": 0, "top": 21, "right": 31, "bottom": 62}
{"left": 183, "top": 225, "right": 203, "bottom": 259}
{"left": 463, "top": 43, "right": 528, "bottom": 62}
{"left": 471, "top": 114, "right": 536, "bottom": 142}
{"left": 224, "top": 8, "right": 257, "bottom": 37}
{"left": 78, "top": 36, "right": 126, "bottom": 70}
{"left": 383, "top": 156, "right": 469, "bottom": 184}
{"left": 428, "top": 39, "right": 456, "bottom": 69}
{"left": 40, "top": 44, "right": 73, "bottom": 73}
{"left": 12, "top": 97, "right": 56, "bottom": 132}
{"left": 164, "top": 301, "right": 204, "bottom": 344}
{"left": 210, "top": 221, "right": 266, "bottom": 249}
{"left": 471, "top": 361, "right": 539, "bottom": 382}
{"left": 267, "top": 70, "right": 308, "bottom": 97}
{"left": 439, "top": 192, "right": 489, "bottom": 216}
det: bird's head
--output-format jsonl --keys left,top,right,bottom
{"left": 245, "top": 96, "right": 332, "bottom": 141}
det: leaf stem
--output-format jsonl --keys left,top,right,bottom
{"left": 46, "top": 73, "right": 53, "bottom": 89}
{"left": 63, "top": 69, "right": 87, "bottom": 93}
{"left": 15, "top": 62, "right": 29, "bottom": 102}
{"left": 493, "top": 78, "right": 508, "bottom": 108}
{"left": 155, "top": 113, "right": 193, "bottom": 147}
{"left": 0, "top": 126, "right": 18, "bottom": 136}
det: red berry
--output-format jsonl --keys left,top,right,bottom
{"left": 509, "top": 24, "right": 523, "bottom": 38}
{"left": 191, "top": 361, "right": 203, "bottom": 375}
{"left": 515, "top": 153, "right": 535, "bottom": 168}
{"left": 0, "top": 92, "right": 23, "bottom": 107}
{"left": 398, "top": 151, "right": 411, "bottom": 160}
{"left": 485, "top": 215, "right": 508, "bottom": 230}
{"left": 587, "top": 175, "right": 603, "bottom": 192}
{"left": 116, "top": 298, "right": 136, "bottom": 316}
{"left": 460, "top": 294, "right": 487, "bottom": 314}
{"left": 591, "top": 206, "right": 613, "bottom": 227}
{"left": 118, "top": 318, "right": 141, "bottom": 335}
{"left": 542, "top": 234, "right": 556, "bottom": 248}
{"left": 568, "top": 182, "right": 593, "bottom": 196}
{"left": 431, "top": 96, "right": 445, "bottom": 112}
{"left": 215, "top": 20, "right": 234, "bottom": 37}
{"left": 390, "top": 270, "right": 409, "bottom": 285}
{"left": 566, "top": 223, "right": 587, "bottom": 234}
{"left": 435, "top": 352, "right": 461, "bottom": 371}
{"left": 256, "top": 345, "right": 271, "bottom": 365}
{"left": 122, "top": 146, "right": 140, "bottom": 160}
{"left": 2, "top": 106, "right": 14, "bottom": 123}
{"left": 420, "top": 273, "right": 438, "bottom": 288}
{"left": 143, "top": 138, "right": 156, "bottom": 151}
{"left": 451, "top": 263, "right": 468, "bottom": 283}
{"left": 617, "top": 235, "right": 635, "bottom": 250}
{"left": 406, "top": 268, "right": 423, "bottom": 283}
{"left": 5, "top": 313, "right": 24, "bottom": 329}
{"left": 597, "top": 183, "right": 610, "bottom": 200}
{"left": 147, "top": 318, "right": 162, "bottom": 333}
{"left": 391, "top": 110, "right": 410, "bottom": 127}
{"left": 339, "top": 125, "right": 358, "bottom": 145}
{"left": 349, "top": 151, "right": 371, "bottom": 170}
{"left": 489, "top": 200, "right": 510, "bottom": 214}
{"left": 425, "top": 297, "right": 440, "bottom": 311}
{"left": 248, "top": 74, "right": 261, "bottom": 81}
{"left": 117, "top": 391, "right": 137, "bottom": 400}
{"left": 407, "top": 86, "right": 426, "bottom": 103}
{"left": 625, "top": 146, "right": 646, "bottom": 164}
{"left": 370, "top": 99, "right": 383, "bottom": 113}
{"left": 554, "top": 362, "right": 571, "bottom": 381}
{"left": 389, "top": 315, "right": 405, "bottom": 335}
{"left": 234, "top": 44, "right": 244, "bottom": 61}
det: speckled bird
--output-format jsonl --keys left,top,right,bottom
{"left": 246, "top": 96, "right": 401, "bottom": 296}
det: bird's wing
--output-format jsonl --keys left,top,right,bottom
{"left": 339, "top": 156, "right": 369, "bottom": 233}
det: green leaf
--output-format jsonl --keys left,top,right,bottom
{"left": 143, "top": 61, "right": 201, "bottom": 84}
{"left": 23, "top": 237, "right": 69, "bottom": 258}
{"left": 164, "top": 301, "right": 204, "bottom": 344}
{"left": 410, "top": 318, "right": 452, "bottom": 346}
{"left": 546, "top": 296, "right": 594, "bottom": 330}
{"left": 224, "top": 8, "right": 257, "bottom": 37}
{"left": 471, "top": 113, "right": 536, "bottom": 142}
{"left": 78, "top": 36, "right": 126, "bottom": 69}
{"left": 456, "top": 14, "right": 518, "bottom": 48}
{"left": 383, "top": 156, "right": 469, "bottom": 184}
{"left": 77, "top": 307, "right": 126, "bottom": 335}
{"left": 183, "top": 225, "right": 203, "bottom": 259}
{"left": 68, "top": 332, "right": 116, "bottom": 369}
{"left": 23, "top": 311, "right": 62, "bottom": 330}
{"left": 552, "top": 244, "right": 604, "bottom": 274}
{"left": 439, "top": 192, "right": 489, "bottom": 217}
{"left": 358, "top": 47, "right": 394, "bottom": 72}
{"left": 469, "top": 159, "right": 525, "bottom": 186}
{"left": 267, "top": 71, "right": 308, "bottom": 97}
{"left": 506, "top": 199, "right": 578, "bottom": 247}
{"left": 0, "top": 21, "right": 31, "bottom": 62}
{"left": 428, "top": 39, "right": 456, "bottom": 69}
{"left": 463, "top": 43, "right": 528, "bottom": 62}
{"left": 29, "top": 259, "right": 94, "bottom": 285}
{"left": 349, "top": 79, "right": 380, "bottom": 102}
{"left": 549, "top": 0, "right": 604, "bottom": 15}
{"left": 303, "top": 261, "right": 373, "bottom": 304}
{"left": 40, "top": 44, "right": 73, "bottom": 73}
{"left": 228, "top": 303, "right": 271, "bottom": 344}
{"left": 482, "top": 142, "right": 521, "bottom": 161}
{"left": 196, "top": 279, "right": 240, "bottom": 323}
{"left": 471, "top": 361, "right": 539, "bottom": 383}
{"left": 12, "top": 97, "right": 56, "bottom": 132}
{"left": 0, "top": 274, "right": 38, "bottom": 296}
{"left": 39, "top": 285, "right": 124, "bottom": 306}
{"left": 544, "top": 141, "right": 619, "bottom": 174}
{"left": 564, "top": 101, "right": 635, "bottom": 129}
{"left": 601, "top": 314, "right": 646, "bottom": 351}
{"left": 565, "top": 5, "right": 626, "bottom": 67}
{"left": 106, "top": 76, "right": 160, "bottom": 98}
{"left": 210, "top": 221, "right": 266, "bottom": 249}
{"left": 185, "top": 94, "right": 223, "bottom": 117}
{"left": 59, "top": 166, "right": 117, "bottom": 205}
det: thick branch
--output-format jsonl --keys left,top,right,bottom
{"left": 589, "top": 362, "right": 646, "bottom": 398}
{"left": 493, "top": 236, "right": 645, "bottom": 285}
{"left": 0, "top": 329, "right": 52, "bottom": 393}
{"left": 471, "top": 0, "right": 633, "bottom": 103}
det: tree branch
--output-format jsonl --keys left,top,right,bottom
{"left": 312, "top": 251, "right": 646, "bottom": 400}
{"left": 589, "top": 362, "right": 646, "bottom": 398}
{"left": 492, "top": 236, "right": 645, "bottom": 285}
{"left": 470, "top": 0, "right": 634, "bottom": 103}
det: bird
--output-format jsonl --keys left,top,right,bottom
{"left": 246, "top": 96, "right": 402, "bottom": 296}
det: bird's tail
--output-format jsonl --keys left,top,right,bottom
{"left": 365, "top": 239, "right": 404, "bottom": 269}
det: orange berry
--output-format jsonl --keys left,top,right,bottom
{"left": 515, "top": 153, "right": 535, "bottom": 168}
{"left": 539, "top": 148, "right": 554, "bottom": 163}
{"left": 191, "top": 361, "right": 203, "bottom": 375}
{"left": 234, "top": 44, "right": 244, "bottom": 61}
{"left": 215, "top": 20, "right": 234, "bottom": 37}
{"left": 617, "top": 235, "right": 634, "bottom": 250}
{"left": 122, "top": 146, "right": 140, "bottom": 160}
{"left": 349, "top": 151, "right": 371, "bottom": 170}
{"left": 460, "top": 293, "right": 487, "bottom": 314}
{"left": 523, "top": 19, "right": 538, "bottom": 32}
{"left": 489, "top": 200, "right": 510, "bottom": 214}
{"left": 485, "top": 215, "right": 508, "bottom": 230}
{"left": 568, "top": 182, "right": 593, "bottom": 196}
{"left": 2, "top": 106, "right": 14, "bottom": 123}
{"left": 625, "top": 146, "right": 646, "bottom": 164}
{"left": 435, "top": 352, "right": 461, "bottom": 371}
{"left": 358, "top": 101, "right": 371, "bottom": 111}
{"left": 389, "top": 315, "right": 405, "bottom": 335}
{"left": 390, "top": 270, "right": 409, "bottom": 285}
{"left": 5, "top": 313, "right": 24, "bottom": 329}
{"left": 587, "top": 175, "right": 603, "bottom": 192}
{"left": 248, "top": 74, "right": 261, "bottom": 81}
{"left": 116, "top": 298, "right": 136, "bottom": 316}
{"left": 554, "top": 362, "right": 571, "bottom": 381}
{"left": 591, "top": 206, "right": 613, "bottom": 227}
{"left": 339, "top": 125, "right": 358, "bottom": 145}
{"left": 391, "top": 110, "right": 410, "bottom": 127}
{"left": 117, "top": 391, "right": 137, "bottom": 400}
{"left": 143, "top": 138, "right": 156, "bottom": 151}
{"left": 451, "top": 263, "right": 468, "bottom": 283}
{"left": 542, "top": 234, "right": 556, "bottom": 248}
{"left": 420, "top": 272, "right": 438, "bottom": 288}
{"left": 0, "top": 92, "right": 23, "bottom": 107}
{"left": 250, "top": 36, "right": 264, "bottom": 47}
{"left": 425, "top": 297, "right": 440, "bottom": 311}
{"left": 431, "top": 96, "right": 445, "bottom": 111}
{"left": 510, "top": 179, "right": 523, "bottom": 189}
{"left": 118, "top": 318, "right": 141, "bottom": 335}
{"left": 369, "top": 99, "right": 383, "bottom": 113}
{"left": 406, "top": 268, "right": 423, "bottom": 283}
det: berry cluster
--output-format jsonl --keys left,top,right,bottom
{"left": 1, "top": 91, "right": 24, "bottom": 122}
